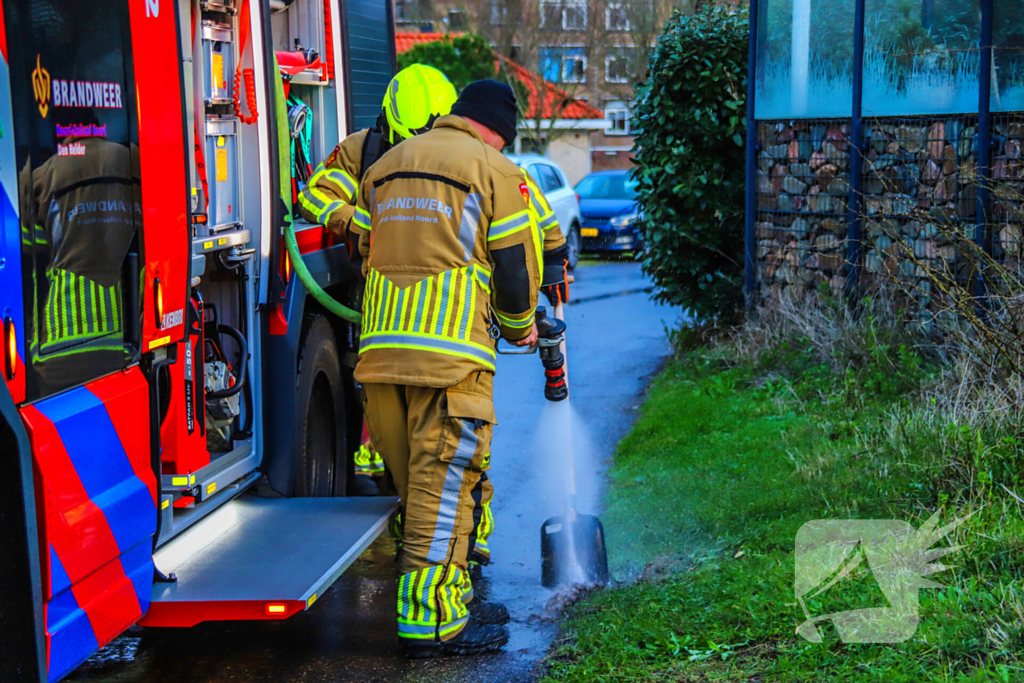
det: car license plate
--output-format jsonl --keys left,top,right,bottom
{"left": 581, "top": 228, "right": 598, "bottom": 237}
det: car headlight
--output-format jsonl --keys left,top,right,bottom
{"left": 609, "top": 212, "right": 639, "bottom": 228}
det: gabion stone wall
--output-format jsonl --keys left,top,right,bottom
{"left": 754, "top": 114, "right": 1024, "bottom": 313}
{"left": 755, "top": 120, "right": 850, "bottom": 301}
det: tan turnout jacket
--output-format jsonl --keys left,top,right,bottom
{"left": 351, "top": 115, "right": 541, "bottom": 387}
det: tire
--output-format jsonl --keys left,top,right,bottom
{"left": 566, "top": 223, "right": 581, "bottom": 270}
{"left": 294, "top": 316, "right": 348, "bottom": 497}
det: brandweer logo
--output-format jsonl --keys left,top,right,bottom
{"left": 32, "top": 54, "right": 50, "bottom": 118}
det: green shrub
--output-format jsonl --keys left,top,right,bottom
{"left": 632, "top": 7, "right": 747, "bottom": 323}
{"left": 396, "top": 34, "right": 496, "bottom": 92}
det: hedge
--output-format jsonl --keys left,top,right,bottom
{"left": 632, "top": 6, "right": 748, "bottom": 322}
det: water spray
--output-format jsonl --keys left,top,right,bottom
{"left": 498, "top": 304, "right": 609, "bottom": 588}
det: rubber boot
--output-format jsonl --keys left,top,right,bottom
{"left": 469, "top": 598, "right": 509, "bottom": 626}
{"left": 404, "top": 617, "right": 509, "bottom": 659}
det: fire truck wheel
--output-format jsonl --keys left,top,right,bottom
{"left": 294, "top": 316, "right": 348, "bottom": 497}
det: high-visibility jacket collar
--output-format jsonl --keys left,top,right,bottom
{"left": 431, "top": 115, "right": 485, "bottom": 144}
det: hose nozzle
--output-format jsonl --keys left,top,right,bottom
{"left": 536, "top": 307, "right": 568, "bottom": 402}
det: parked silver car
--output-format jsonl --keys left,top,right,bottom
{"left": 504, "top": 153, "right": 582, "bottom": 269}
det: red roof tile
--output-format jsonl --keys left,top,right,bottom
{"left": 394, "top": 32, "right": 463, "bottom": 55}
{"left": 395, "top": 33, "right": 602, "bottom": 121}
{"left": 496, "top": 56, "right": 603, "bottom": 120}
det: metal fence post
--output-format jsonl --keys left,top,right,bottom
{"left": 843, "top": 0, "right": 867, "bottom": 296}
{"left": 743, "top": 0, "right": 760, "bottom": 309}
{"left": 975, "top": 0, "right": 994, "bottom": 303}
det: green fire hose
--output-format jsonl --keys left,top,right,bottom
{"left": 274, "top": 52, "right": 361, "bottom": 327}
{"left": 283, "top": 221, "right": 362, "bottom": 325}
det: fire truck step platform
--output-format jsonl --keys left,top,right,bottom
{"left": 139, "top": 494, "right": 398, "bottom": 627}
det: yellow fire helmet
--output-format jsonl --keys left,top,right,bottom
{"left": 382, "top": 64, "right": 458, "bottom": 144}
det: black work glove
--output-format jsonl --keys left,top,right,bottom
{"left": 541, "top": 258, "right": 569, "bottom": 307}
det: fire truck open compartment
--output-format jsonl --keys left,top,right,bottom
{"left": 152, "top": 0, "right": 270, "bottom": 544}
{"left": 271, "top": 0, "right": 346, "bottom": 177}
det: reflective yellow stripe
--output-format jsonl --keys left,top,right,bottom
{"left": 371, "top": 270, "right": 382, "bottom": 332}
{"left": 41, "top": 268, "right": 121, "bottom": 354}
{"left": 353, "top": 207, "right": 371, "bottom": 230}
{"left": 363, "top": 267, "right": 494, "bottom": 367}
{"left": 496, "top": 309, "right": 534, "bottom": 329}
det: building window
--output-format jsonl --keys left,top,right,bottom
{"left": 540, "top": 47, "right": 587, "bottom": 84}
{"left": 490, "top": 0, "right": 510, "bottom": 25}
{"left": 563, "top": 0, "right": 586, "bottom": 29}
{"left": 605, "top": 54, "right": 630, "bottom": 83}
{"left": 563, "top": 52, "right": 586, "bottom": 83}
{"left": 395, "top": 0, "right": 411, "bottom": 22}
{"left": 540, "top": 0, "right": 586, "bottom": 30}
{"left": 448, "top": 9, "right": 466, "bottom": 30}
{"left": 606, "top": 2, "right": 629, "bottom": 30}
{"left": 606, "top": 107, "right": 629, "bottom": 135}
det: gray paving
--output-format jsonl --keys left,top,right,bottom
{"left": 68, "top": 260, "right": 683, "bottom": 683}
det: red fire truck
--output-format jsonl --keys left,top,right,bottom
{"left": 0, "top": 1, "right": 398, "bottom": 680}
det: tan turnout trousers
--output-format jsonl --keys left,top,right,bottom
{"left": 363, "top": 371, "right": 494, "bottom": 641}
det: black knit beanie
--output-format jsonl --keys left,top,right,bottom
{"left": 451, "top": 79, "right": 518, "bottom": 146}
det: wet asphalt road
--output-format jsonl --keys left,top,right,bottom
{"left": 69, "top": 260, "right": 683, "bottom": 683}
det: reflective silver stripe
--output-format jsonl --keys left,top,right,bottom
{"left": 496, "top": 308, "right": 535, "bottom": 329}
{"left": 434, "top": 271, "right": 451, "bottom": 336}
{"left": 325, "top": 169, "right": 356, "bottom": 197}
{"left": 394, "top": 288, "right": 406, "bottom": 329}
{"left": 397, "top": 622, "right": 437, "bottom": 636}
{"left": 426, "top": 419, "right": 478, "bottom": 563}
{"left": 414, "top": 279, "right": 430, "bottom": 330}
{"left": 319, "top": 201, "right": 344, "bottom": 224}
{"left": 539, "top": 214, "right": 558, "bottom": 230}
{"left": 458, "top": 193, "right": 483, "bottom": 260}
{"left": 377, "top": 278, "right": 390, "bottom": 331}
{"left": 458, "top": 269, "right": 473, "bottom": 339}
{"left": 360, "top": 332, "right": 496, "bottom": 365}
{"left": 487, "top": 213, "right": 530, "bottom": 240}
{"left": 300, "top": 186, "right": 328, "bottom": 212}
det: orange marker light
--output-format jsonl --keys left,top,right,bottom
{"left": 266, "top": 603, "right": 287, "bottom": 615}
{"left": 154, "top": 278, "right": 164, "bottom": 329}
{"left": 4, "top": 317, "right": 15, "bottom": 381}
{"left": 283, "top": 251, "right": 291, "bottom": 283}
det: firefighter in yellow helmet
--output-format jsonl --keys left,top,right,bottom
{"left": 296, "top": 63, "right": 457, "bottom": 238}
{"left": 296, "top": 64, "right": 457, "bottom": 496}
{"left": 353, "top": 79, "right": 540, "bottom": 657}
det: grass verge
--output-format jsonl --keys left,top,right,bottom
{"left": 544, "top": 296, "right": 1024, "bottom": 683}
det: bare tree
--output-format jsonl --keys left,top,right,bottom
{"left": 601, "top": 0, "right": 679, "bottom": 104}
{"left": 451, "top": 0, "right": 603, "bottom": 153}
